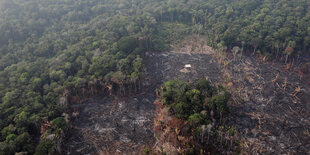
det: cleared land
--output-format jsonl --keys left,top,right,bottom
{"left": 64, "top": 37, "right": 310, "bottom": 154}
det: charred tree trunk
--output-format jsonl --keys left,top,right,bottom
{"left": 252, "top": 46, "right": 257, "bottom": 55}
{"left": 134, "top": 80, "right": 137, "bottom": 92}
{"left": 285, "top": 53, "right": 289, "bottom": 64}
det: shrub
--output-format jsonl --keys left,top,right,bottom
{"left": 143, "top": 148, "right": 151, "bottom": 155}
{"left": 51, "top": 117, "right": 66, "bottom": 130}
{"left": 188, "top": 113, "right": 206, "bottom": 126}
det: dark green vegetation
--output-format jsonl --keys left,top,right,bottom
{"left": 159, "top": 79, "right": 238, "bottom": 153}
{"left": 0, "top": 0, "right": 309, "bottom": 154}
{"left": 160, "top": 79, "right": 230, "bottom": 125}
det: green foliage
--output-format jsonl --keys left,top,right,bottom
{"left": 187, "top": 113, "right": 206, "bottom": 126}
{"left": 143, "top": 148, "right": 152, "bottom": 155}
{"left": 195, "top": 79, "right": 214, "bottom": 96}
{"left": 5, "top": 134, "right": 16, "bottom": 143}
{"left": 185, "top": 89, "right": 203, "bottom": 113}
{"left": 1, "top": 124, "right": 15, "bottom": 140}
{"left": 209, "top": 91, "right": 231, "bottom": 115}
{"left": 173, "top": 102, "right": 191, "bottom": 119}
{"left": 117, "top": 36, "right": 139, "bottom": 53}
{"left": 160, "top": 79, "right": 236, "bottom": 153}
{"left": 51, "top": 117, "right": 66, "bottom": 130}
{"left": 133, "top": 56, "right": 143, "bottom": 73}
{"left": 0, "top": 131, "right": 32, "bottom": 154}
{"left": 16, "top": 132, "right": 30, "bottom": 143}
{"left": 152, "top": 39, "right": 169, "bottom": 52}
{"left": 14, "top": 111, "right": 29, "bottom": 127}
{"left": 18, "top": 73, "right": 30, "bottom": 85}
{"left": 0, "top": 0, "right": 307, "bottom": 154}
{"left": 160, "top": 80, "right": 189, "bottom": 104}
{"left": 160, "top": 79, "right": 230, "bottom": 124}
{"left": 152, "top": 22, "right": 191, "bottom": 50}
{"left": 34, "top": 139, "right": 54, "bottom": 155}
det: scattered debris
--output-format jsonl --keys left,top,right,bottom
{"left": 63, "top": 95, "right": 156, "bottom": 154}
{"left": 64, "top": 35, "right": 310, "bottom": 154}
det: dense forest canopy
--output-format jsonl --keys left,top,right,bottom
{"left": 0, "top": 0, "right": 309, "bottom": 154}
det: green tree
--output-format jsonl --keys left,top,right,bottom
{"left": 161, "top": 80, "right": 189, "bottom": 104}
{"left": 51, "top": 117, "right": 67, "bottom": 130}
{"left": 186, "top": 89, "right": 202, "bottom": 113}
{"left": 34, "top": 139, "right": 54, "bottom": 155}
{"left": 117, "top": 36, "right": 139, "bottom": 53}
{"left": 188, "top": 113, "right": 206, "bottom": 126}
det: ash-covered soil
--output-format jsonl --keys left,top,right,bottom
{"left": 225, "top": 54, "right": 310, "bottom": 154}
{"left": 63, "top": 94, "right": 156, "bottom": 155}
{"left": 63, "top": 51, "right": 223, "bottom": 155}
{"left": 146, "top": 47, "right": 310, "bottom": 153}
{"left": 144, "top": 52, "right": 223, "bottom": 85}
{"left": 63, "top": 37, "right": 310, "bottom": 154}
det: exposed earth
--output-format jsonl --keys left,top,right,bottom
{"left": 63, "top": 37, "right": 310, "bottom": 154}
{"left": 224, "top": 52, "right": 310, "bottom": 154}
{"left": 63, "top": 95, "right": 156, "bottom": 155}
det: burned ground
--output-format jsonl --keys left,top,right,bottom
{"left": 63, "top": 37, "right": 310, "bottom": 154}
{"left": 146, "top": 40, "right": 310, "bottom": 153}
{"left": 63, "top": 94, "right": 156, "bottom": 154}
{"left": 63, "top": 50, "right": 224, "bottom": 154}
{"left": 224, "top": 54, "right": 310, "bottom": 154}
{"left": 166, "top": 37, "right": 310, "bottom": 153}
{"left": 144, "top": 52, "right": 223, "bottom": 86}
